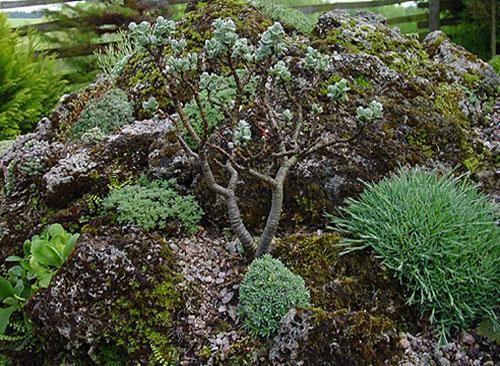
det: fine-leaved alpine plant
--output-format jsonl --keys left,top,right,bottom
{"left": 101, "top": 178, "right": 203, "bottom": 233}
{"left": 128, "top": 17, "right": 383, "bottom": 257}
{"left": 328, "top": 168, "right": 500, "bottom": 344}
{"left": 238, "top": 254, "right": 310, "bottom": 338}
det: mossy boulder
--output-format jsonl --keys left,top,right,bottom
{"left": 270, "top": 307, "right": 401, "bottom": 366}
{"left": 0, "top": 2, "right": 498, "bottom": 363}
{"left": 274, "top": 234, "right": 419, "bottom": 329}
{"left": 24, "top": 226, "right": 181, "bottom": 364}
{"left": 269, "top": 234, "right": 419, "bottom": 365}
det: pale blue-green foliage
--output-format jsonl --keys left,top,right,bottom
{"left": 327, "top": 78, "right": 350, "bottom": 103}
{"left": 80, "top": 127, "right": 106, "bottom": 145}
{"left": 238, "top": 254, "right": 310, "bottom": 338}
{"left": 282, "top": 109, "right": 293, "bottom": 122}
{"left": 311, "top": 103, "right": 323, "bottom": 114}
{"left": 329, "top": 168, "right": 500, "bottom": 344}
{"left": 164, "top": 52, "right": 198, "bottom": 75}
{"left": 95, "top": 30, "right": 137, "bottom": 81}
{"left": 303, "top": 46, "right": 331, "bottom": 73}
{"left": 0, "top": 224, "right": 79, "bottom": 335}
{"left": 231, "top": 120, "right": 252, "bottom": 148}
{"left": 184, "top": 73, "right": 237, "bottom": 147}
{"left": 129, "top": 17, "right": 176, "bottom": 47}
{"left": 142, "top": 96, "right": 159, "bottom": 118}
{"left": 184, "top": 70, "right": 257, "bottom": 149}
{"left": 72, "top": 89, "right": 134, "bottom": 139}
{"left": 231, "top": 37, "right": 254, "bottom": 62}
{"left": 269, "top": 60, "right": 291, "bottom": 82}
{"left": 205, "top": 18, "right": 244, "bottom": 59}
{"left": 101, "top": 178, "right": 203, "bottom": 233}
{"left": 356, "top": 100, "right": 384, "bottom": 125}
{"left": 255, "top": 22, "right": 287, "bottom": 61}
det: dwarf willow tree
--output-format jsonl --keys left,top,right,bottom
{"left": 129, "top": 17, "right": 383, "bottom": 256}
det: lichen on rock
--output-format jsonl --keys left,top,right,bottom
{"left": 24, "top": 226, "right": 181, "bottom": 364}
{"left": 0, "top": 0, "right": 498, "bottom": 364}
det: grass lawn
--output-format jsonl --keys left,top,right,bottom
{"left": 7, "top": 17, "right": 44, "bottom": 28}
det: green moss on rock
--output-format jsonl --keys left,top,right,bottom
{"left": 269, "top": 234, "right": 421, "bottom": 365}
{"left": 105, "top": 263, "right": 181, "bottom": 364}
{"left": 274, "top": 234, "right": 419, "bottom": 330}
{"left": 270, "top": 307, "right": 401, "bottom": 365}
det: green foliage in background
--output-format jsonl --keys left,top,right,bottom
{"left": 101, "top": 178, "right": 203, "bottom": 234}
{"left": 329, "top": 168, "right": 500, "bottom": 344}
{"left": 0, "top": 13, "right": 64, "bottom": 140}
{"left": 71, "top": 89, "right": 134, "bottom": 139}
{"left": 238, "top": 255, "right": 310, "bottom": 338}
{"left": 490, "top": 55, "right": 500, "bottom": 74}
{"left": 440, "top": 0, "right": 498, "bottom": 60}
{"left": 43, "top": 0, "right": 181, "bottom": 86}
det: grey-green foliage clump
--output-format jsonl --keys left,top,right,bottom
{"left": 101, "top": 178, "right": 203, "bottom": 233}
{"left": 183, "top": 72, "right": 256, "bottom": 148}
{"left": 329, "top": 168, "right": 500, "bottom": 343}
{"left": 72, "top": 89, "right": 134, "bottom": 139}
{"left": 251, "top": 0, "right": 314, "bottom": 34}
{"left": 95, "top": 30, "right": 137, "bottom": 81}
{"left": 0, "top": 140, "right": 13, "bottom": 156}
{"left": 238, "top": 255, "right": 310, "bottom": 338}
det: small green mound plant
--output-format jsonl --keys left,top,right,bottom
{"left": 251, "top": 0, "right": 314, "bottom": 34}
{"left": 101, "top": 178, "right": 203, "bottom": 233}
{"left": 0, "top": 140, "right": 13, "bottom": 156}
{"left": 328, "top": 168, "right": 500, "bottom": 343}
{"left": 0, "top": 13, "right": 64, "bottom": 140}
{"left": 0, "top": 224, "right": 79, "bottom": 338}
{"left": 71, "top": 89, "right": 134, "bottom": 139}
{"left": 238, "top": 254, "right": 310, "bottom": 338}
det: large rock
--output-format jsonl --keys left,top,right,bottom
{"left": 25, "top": 226, "right": 181, "bottom": 364}
{"left": 0, "top": 2, "right": 499, "bottom": 364}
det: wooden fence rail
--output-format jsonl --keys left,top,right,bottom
{"left": 0, "top": 0, "right": 75, "bottom": 9}
{"left": 4, "top": 0, "right": 446, "bottom": 59}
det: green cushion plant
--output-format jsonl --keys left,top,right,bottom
{"left": 329, "top": 168, "right": 500, "bottom": 343}
{"left": 71, "top": 88, "right": 134, "bottom": 139}
{"left": 101, "top": 178, "right": 203, "bottom": 233}
{"left": 238, "top": 254, "right": 310, "bottom": 338}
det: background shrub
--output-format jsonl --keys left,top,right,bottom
{"left": 101, "top": 178, "right": 203, "bottom": 233}
{"left": 489, "top": 55, "right": 500, "bottom": 74}
{"left": 238, "top": 254, "right": 310, "bottom": 338}
{"left": 71, "top": 89, "right": 134, "bottom": 139}
{"left": 329, "top": 168, "right": 500, "bottom": 342}
{"left": 0, "top": 13, "right": 64, "bottom": 140}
